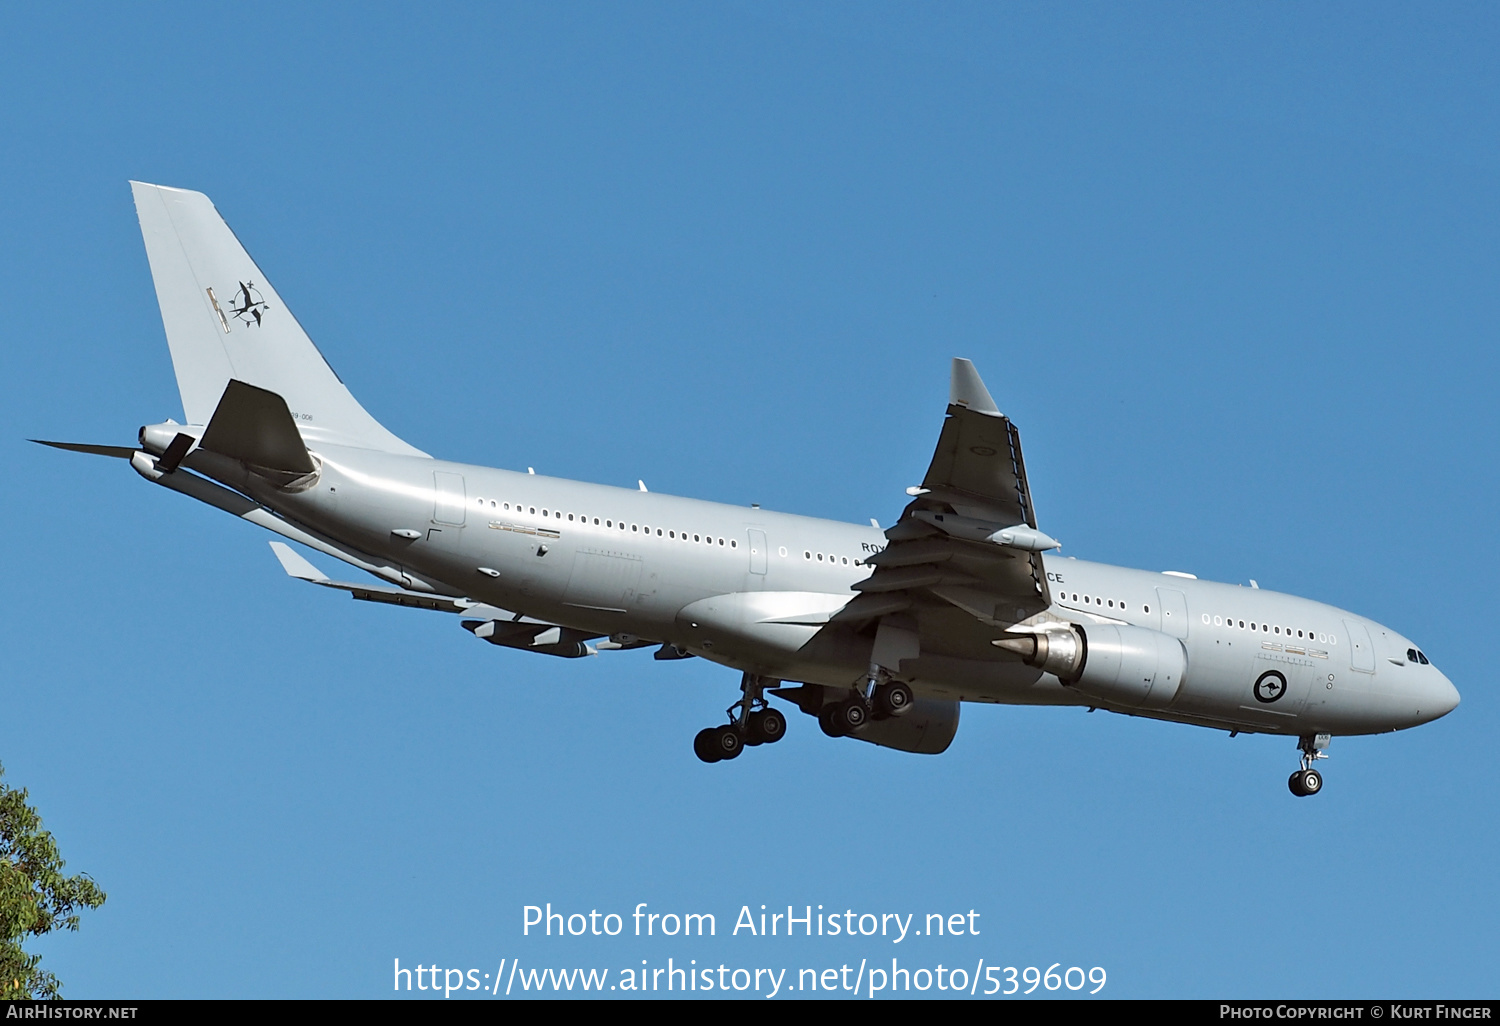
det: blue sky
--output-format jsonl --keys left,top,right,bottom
{"left": 3, "top": 2, "right": 1497, "bottom": 998}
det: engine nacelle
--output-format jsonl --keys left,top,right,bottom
{"left": 994, "top": 624, "right": 1185, "bottom": 709}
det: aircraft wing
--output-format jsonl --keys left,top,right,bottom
{"left": 845, "top": 360, "right": 1055, "bottom": 659}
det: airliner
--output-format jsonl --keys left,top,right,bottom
{"left": 38, "top": 183, "right": 1460, "bottom": 797}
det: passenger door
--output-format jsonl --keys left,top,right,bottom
{"left": 1156, "top": 587, "right": 1189, "bottom": 640}
{"left": 1343, "top": 619, "right": 1376, "bottom": 674}
{"left": 747, "top": 529, "right": 768, "bottom": 576}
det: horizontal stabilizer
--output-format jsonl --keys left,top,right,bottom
{"left": 31, "top": 440, "right": 137, "bottom": 459}
{"left": 199, "top": 379, "right": 316, "bottom": 475}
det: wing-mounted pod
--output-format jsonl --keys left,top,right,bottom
{"left": 464, "top": 619, "right": 598, "bottom": 659}
{"left": 994, "top": 624, "right": 1185, "bottom": 709}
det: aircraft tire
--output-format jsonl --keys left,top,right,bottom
{"left": 1288, "top": 768, "right": 1322, "bottom": 797}
{"left": 833, "top": 698, "right": 868, "bottom": 733}
{"left": 713, "top": 725, "right": 744, "bottom": 761}
{"left": 875, "top": 682, "right": 914, "bottom": 718}
{"left": 818, "top": 707, "right": 845, "bottom": 738}
{"left": 748, "top": 708, "right": 787, "bottom": 745}
{"left": 694, "top": 727, "right": 723, "bottom": 763}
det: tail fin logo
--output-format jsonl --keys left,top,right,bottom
{"left": 229, "top": 281, "right": 269, "bottom": 327}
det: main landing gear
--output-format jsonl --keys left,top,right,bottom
{"left": 1288, "top": 734, "right": 1331, "bottom": 797}
{"left": 694, "top": 672, "right": 788, "bottom": 763}
{"left": 818, "top": 667, "right": 913, "bottom": 738}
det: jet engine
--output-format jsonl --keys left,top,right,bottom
{"left": 993, "top": 624, "right": 1185, "bottom": 709}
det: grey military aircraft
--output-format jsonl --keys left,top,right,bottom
{"left": 39, "top": 182, "right": 1460, "bottom": 797}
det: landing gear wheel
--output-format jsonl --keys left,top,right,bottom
{"left": 747, "top": 708, "right": 787, "bottom": 745}
{"left": 832, "top": 698, "right": 869, "bottom": 734}
{"left": 874, "top": 681, "right": 914, "bottom": 718}
{"left": 694, "top": 727, "right": 723, "bottom": 764}
{"left": 1288, "top": 768, "right": 1323, "bottom": 797}
{"left": 712, "top": 725, "right": 743, "bottom": 761}
{"left": 818, "top": 707, "right": 844, "bottom": 738}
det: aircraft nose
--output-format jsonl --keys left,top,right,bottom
{"left": 1424, "top": 668, "right": 1461, "bottom": 722}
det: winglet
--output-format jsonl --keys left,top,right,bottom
{"left": 269, "top": 541, "right": 328, "bottom": 583}
{"left": 949, "top": 359, "right": 1001, "bottom": 416}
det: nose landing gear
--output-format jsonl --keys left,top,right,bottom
{"left": 694, "top": 672, "right": 787, "bottom": 763}
{"left": 1288, "top": 734, "right": 1331, "bottom": 797}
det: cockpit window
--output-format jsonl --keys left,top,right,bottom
{"left": 1408, "top": 647, "right": 1431, "bottom": 665}
{"left": 1418, "top": 651, "right": 1430, "bottom": 665}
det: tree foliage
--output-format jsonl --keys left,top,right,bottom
{"left": 0, "top": 762, "right": 105, "bottom": 998}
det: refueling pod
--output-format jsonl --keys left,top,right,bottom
{"left": 994, "top": 623, "right": 1186, "bottom": 709}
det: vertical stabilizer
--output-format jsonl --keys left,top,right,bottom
{"left": 129, "top": 182, "right": 426, "bottom": 457}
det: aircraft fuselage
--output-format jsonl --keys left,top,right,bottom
{"left": 227, "top": 443, "right": 1456, "bottom": 740}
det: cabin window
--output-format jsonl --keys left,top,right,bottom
{"left": 632, "top": 525, "right": 638, "bottom": 532}
{"left": 1143, "top": 605, "right": 1150, "bottom": 614}
{"left": 731, "top": 540, "right": 737, "bottom": 548}
{"left": 805, "top": 551, "right": 812, "bottom": 559}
